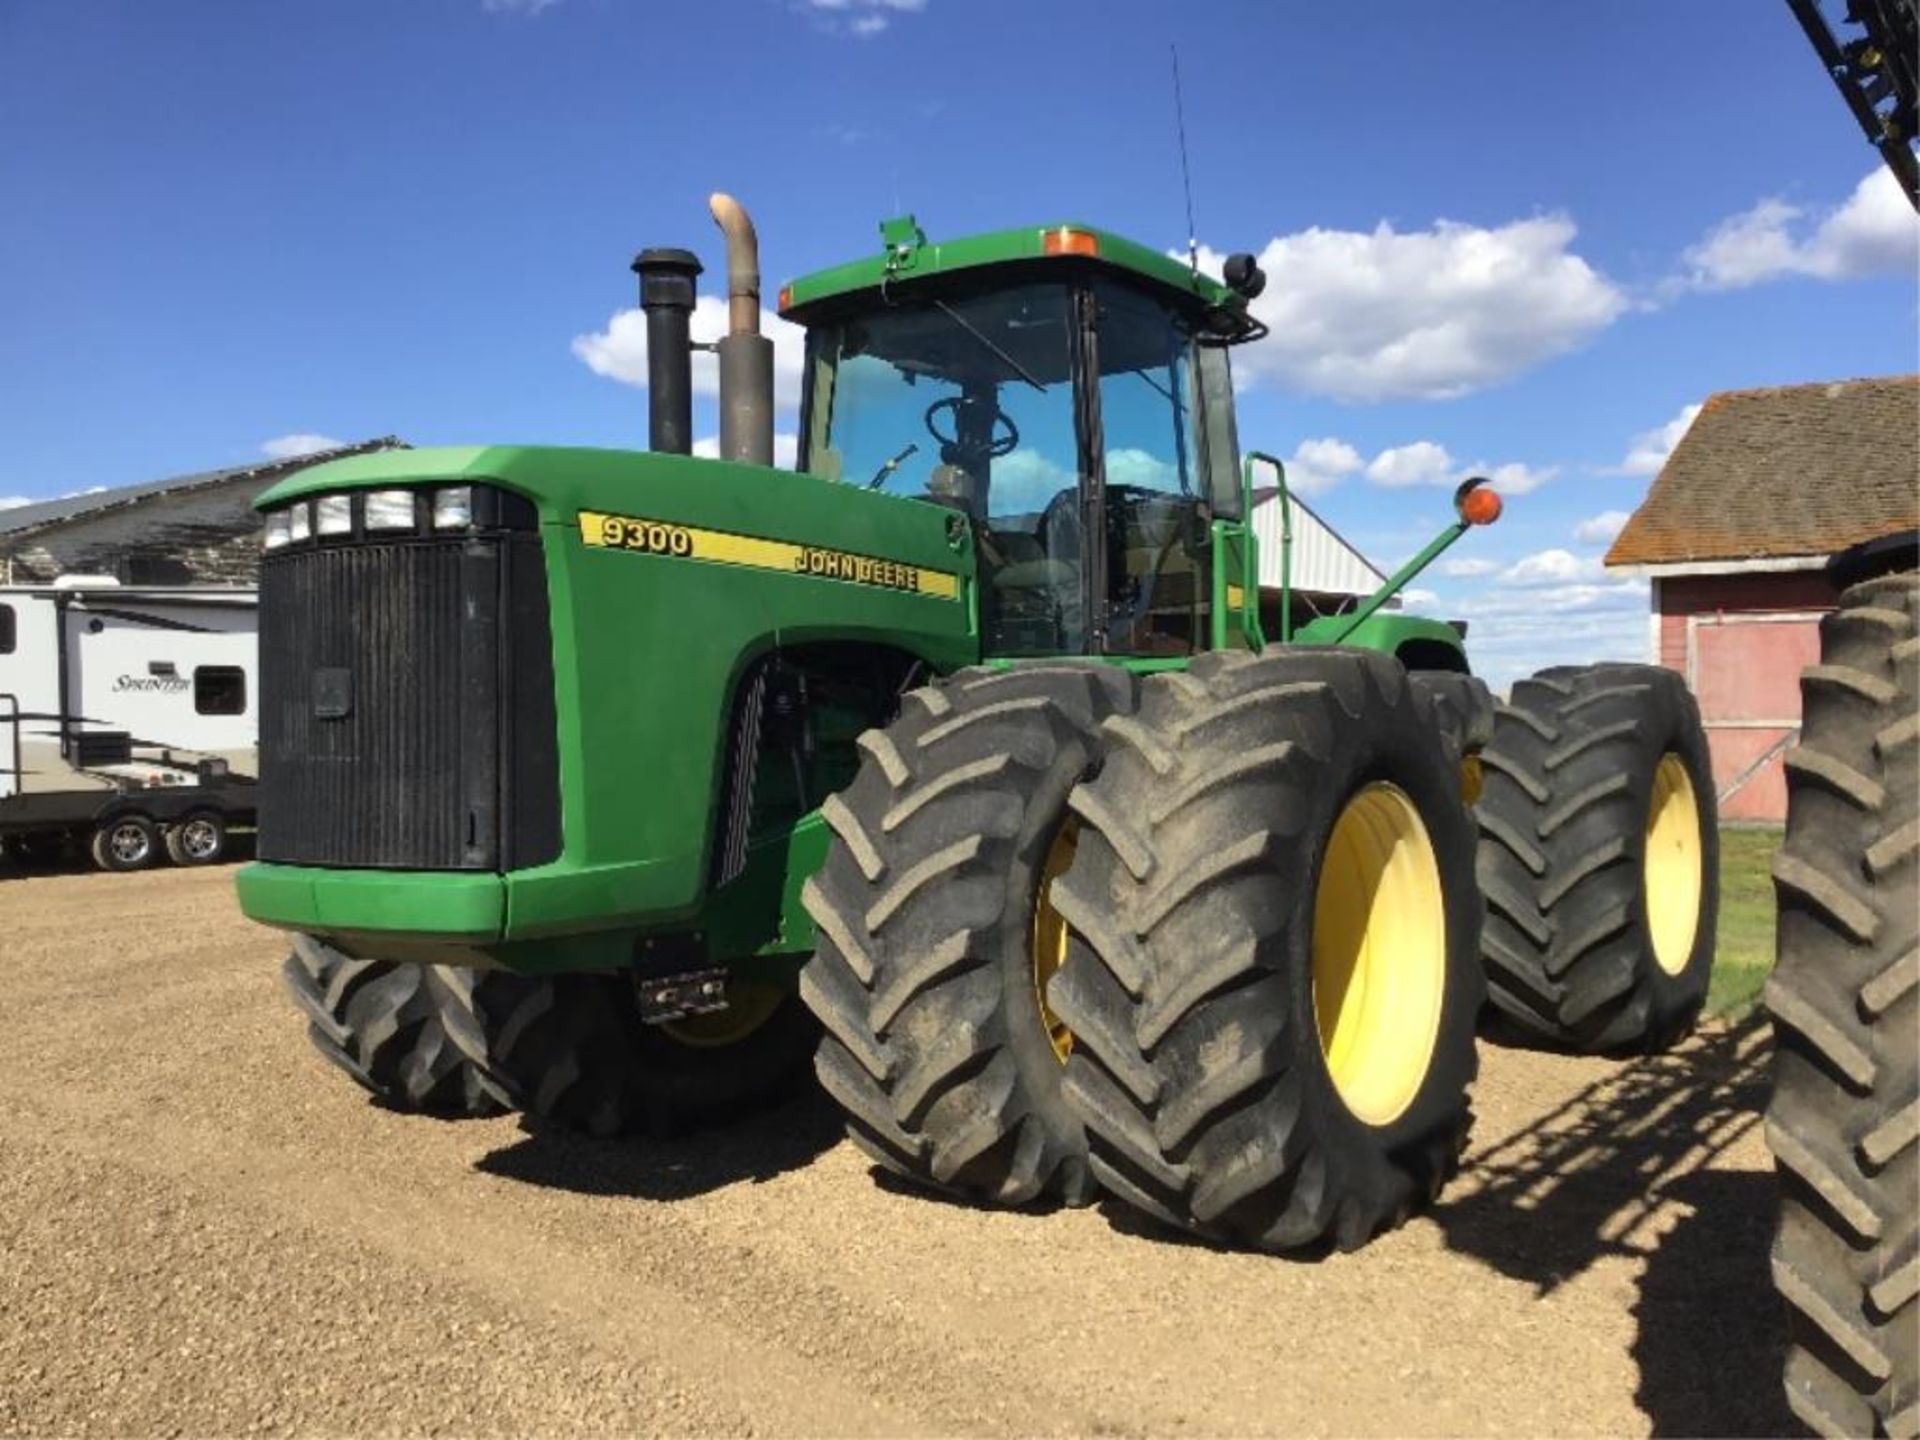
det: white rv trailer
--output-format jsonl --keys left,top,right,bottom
{"left": 0, "top": 579, "right": 257, "bottom": 870}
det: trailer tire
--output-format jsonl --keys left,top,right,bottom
{"left": 1050, "top": 649, "right": 1483, "bottom": 1251}
{"left": 282, "top": 934, "right": 513, "bottom": 1116}
{"left": 1472, "top": 662, "right": 1718, "bottom": 1052}
{"left": 481, "top": 974, "right": 819, "bottom": 1137}
{"left": 90, "top": 814, "right": 159, "bottom": 872}
{"left": 1765, "top": 571, "right": 1918, "bottom": 1439}
{"left": 165, "top": 811, "right": 228, "bottom": 866}
{"left": 800, "top": 663, "right": 1138, "bottom": 1208}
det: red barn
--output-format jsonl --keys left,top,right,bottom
{"left": 1605, "top": 375, "right": 1918, "bottom": 823}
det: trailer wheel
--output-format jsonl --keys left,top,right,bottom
{"left": 165, "top": 812, "right": 227, "bottom": 866}
{"left": 480, "top": 974, "right": 818, "bottom": 1137}
{"left": 282, "top": 933, "right": 513, "bottom": 1116}
{"left": 90, "top": 814, "right": 158, "bottom": 872}
{"left": 1765, "top": 571, "right": 1917, "bottom": 1439}
{"left": 1050, "top": 649, "right": 1483, "bottom": 1251}
{"left": 800, "top": 663, "right": 1138, "bottom": 1207}
{"left": 1472, "top": 662, "right": 1718, "bottom": 1052}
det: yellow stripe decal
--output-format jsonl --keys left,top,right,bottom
{"left": 578, "top": 511, "right": 960, "bottom": 601}
{"left": 1226, "top": 584, "right": 1246, "bottom": 609}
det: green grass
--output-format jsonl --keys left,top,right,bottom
{"left": 1707, "top": 826, "right": 1783, "bottom": 1018}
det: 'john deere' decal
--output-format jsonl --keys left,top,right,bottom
{"left": 578, "top": 510, "right": 960, "bottom": 600}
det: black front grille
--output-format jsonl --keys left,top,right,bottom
{"left": 258, "top": 529, "right": 560, "bottom": 871}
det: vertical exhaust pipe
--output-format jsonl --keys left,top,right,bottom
{"left": 631, "top": 247, "right": 703, "bottom": 456}
{"left": 708, "top": 193, "right": 776, "bottom": 467}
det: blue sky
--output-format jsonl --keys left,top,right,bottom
{"left": 3, "top": 0, "right": 1915, "bottom": 683}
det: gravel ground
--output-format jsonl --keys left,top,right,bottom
{"left": 0, "top": 863, "right": 1790, "bottom": 1438}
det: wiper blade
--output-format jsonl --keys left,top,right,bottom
{"left": 932, "top": 299, "right": 1047, "bottom": 394}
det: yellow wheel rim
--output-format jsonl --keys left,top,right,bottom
{"left": 1644, "top": 753, "right": 1703, "bottom": 976}
{"left": 1311, "top": 782, "right": 1448, "bottom": 1127}
{"left": 1031, "top": 819, "right": 1078, "bottom": 1063}
{"left": 657, "top": 981, "right": 787, "bottom": 1049}
{"left": 1460, "top": 753, "right": 1484, "bottom": 807}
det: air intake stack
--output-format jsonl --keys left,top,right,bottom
{"left": 630, "top": 247, "right": 703, "bottom": 456}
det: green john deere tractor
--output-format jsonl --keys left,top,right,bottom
{"left": 242, "top": 197, "right": 1720, "bottom": 1251}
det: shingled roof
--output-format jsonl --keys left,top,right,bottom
{"left": 1606, "top": 376, "right": 1918, "bottom": 568}
{"left": 0, "top": 436, "right": 404, "bottom": 540}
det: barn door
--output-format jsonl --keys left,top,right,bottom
{"left": 1688, "top": 611, "right": 1823, "bottom": 823}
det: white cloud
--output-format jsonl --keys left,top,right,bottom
{"left": 1197, "top": 213, "right": 1624, "bottom": 402}
{"left": 1365, "top": 440, "right": 1451, "bottom": 489}
{"left": 1499, "top": 548, "right": 1606, "bottom": 586}
{"left": 573, "top": 296, "right": 808, "bottom": 412}
{"left": 1365, "top": 440, "right": 1555, "bottom": 495}
{"left": 693, "top": 433, "right": 800, "bottom": 469}
{"left": 1573, "top": 510, "right": 1631, "bottom": 545}
{"left": 261, "top": 433, "right": 347, "bottom": 460}
{"left": 1452, "top": 577, "right": 1651, "bottom": 691}
{"left": 1439, "top": 556, "right": 1500, "bottom": 577}
{"left": 483, "top": 0, "right": 562, "bottom": 14}
{"left": 987, "top": 448, "right": 1075, "bottom": 513}
{"left": 1105, "top": 447, "right": 1177, "bottom": 490}
{"left": 1400, "top": 587, "right": 1441, "bottom": 613}
{"left": 1679, "top": 165, "right": 1920, "bottom": 290}
{"left": 1277, "top": 437, "right": 1364, "bottom": 496}
{"left": 1609, "top": 402, "right": 1701, "bottom": 477}
{"left": 801, "top": 0, "right": 927, "bottom": 36}
{"left": 0, "top": 495, "right": 30, "bottom": 510}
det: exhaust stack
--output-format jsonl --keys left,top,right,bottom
{"left": 631, "top": 247, "right": 703, "bottom": 456}
{"left": 708, "top": 193, "right": 776, "bottom": 467}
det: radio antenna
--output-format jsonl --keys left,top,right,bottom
{"left": 1171, "top": 43, "right": 1200, "bottom": 280}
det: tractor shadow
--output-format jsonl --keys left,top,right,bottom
{"left": 1436, "top": 1012, "right": 1792, "bottom": 1437}
{"left": 473, "top": 1085, "right": 844, "bottom": 1201}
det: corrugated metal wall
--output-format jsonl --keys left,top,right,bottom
{"left": 1248, "top": 493, "right": 1387, "bottom": 596}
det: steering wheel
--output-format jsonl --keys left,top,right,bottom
{"left": 924, "top": 395, "right": 1019, "bottom": 460}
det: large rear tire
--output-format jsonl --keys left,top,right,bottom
{"left": 1473, "top": 662, "right": 1718, "bottom": 1052}
{"left": 281, "top": 934, "right": 513, "bottom": 1117}
{"left": 1766, "top": 572, "right": 1918, "bottom": 1438}
{"left": 1050, "top": 649, "right": 1483, "bottom": 1251}
{"left": 481, "top": 973, "right": 819, "bottom": 1138}
{"left": 800, "top": 663, "right": 1137, "bottom": 1207}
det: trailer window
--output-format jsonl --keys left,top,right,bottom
{"left": 0, "top": 604, "right": 13, "bottom": 655}
{"left": 194, "top": 665, "right": 247, "bottom": 715}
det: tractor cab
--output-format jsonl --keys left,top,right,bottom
{"left": 781, "top": 221, "right": 1264, "bottom": 658}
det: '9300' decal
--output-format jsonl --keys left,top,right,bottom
{"left": 577, "top": 510, "right": 959, "bottom": 600}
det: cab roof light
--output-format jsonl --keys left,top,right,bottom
{"left": 1043, "top": 226, "right": 1099, "bottom": 258}
{"left": 776, "top": 283, "right": 793, "bottom": 313}
{"left": 363, "top": 489, "right": 417, "bottom": 532}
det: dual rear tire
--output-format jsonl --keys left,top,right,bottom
{"left": 801, "top": 650, "right": 1720, "bottom": 1252}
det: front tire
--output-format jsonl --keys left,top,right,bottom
{"left": 1765, "top": 572, "right": 1918, "bottom": 1438}
{"left": 800, "top": 663, "right": 1137, "bottom": 1207}
{"left": 281, "top": 934, "right": 513, "bottom": 1116}
{"left": 1473, "top": 663, "right": 1718, "bottom": 1051}
{"left": 1050, "top": 650, "right": 1483, "bottom": 1252}
{"left": 481, "top": 974, "right": 818, "bottom": 1137}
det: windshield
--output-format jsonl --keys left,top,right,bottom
{"left": 804, "top": 283, "right": 1088, "bottom": 654}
